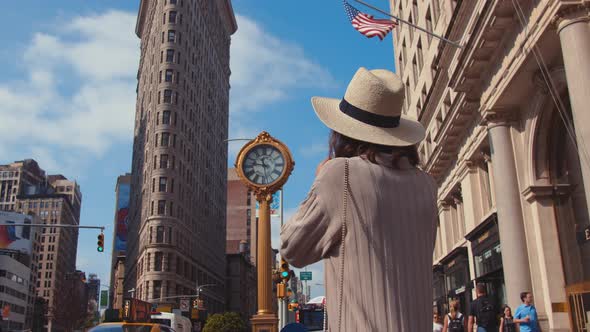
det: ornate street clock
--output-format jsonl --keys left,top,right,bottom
{"left": 234, "top": 131, "right": 294, "bottom": 332}
{"left": 235, "top": 131, "right": 294, "bottom": 197}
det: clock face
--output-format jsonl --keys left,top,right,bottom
{"left": 242, "top": 144, "right": 286, "bottom": 185}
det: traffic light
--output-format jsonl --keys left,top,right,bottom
{"left": 276, "top": 282, "right": 286, "bottom": 298}
{"left": 280, "top": 258, "right": 291, "bottom": 282}
{"left": 97, "top": 233, "right": 104, "bottom": 252}
{"left": 288, "top": 302, "right": 299, "bottom": 311}
{"left": 272, "top": 269, "right": 282, "bottom": 284}
{"left": 192, "top": 298, "right": 198, "bottom": 309}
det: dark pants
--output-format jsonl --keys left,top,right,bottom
{"left": 477, "top": 327, "right": 497, "bottom": 332}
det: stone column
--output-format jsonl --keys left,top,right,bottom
{"left": 438, "top": 201, "right": 451, "bottom": 254}
{"left": 484, "top": 110, "right": 532, "bottom": 310}
{"left": 460, "top": 160, "right": 483, "bottom": 231}
{"left": 555, "top": 4, "right": 590, "bottom": 219}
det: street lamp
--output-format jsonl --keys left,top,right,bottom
{"left": 196, "top": 284, "right": 217, "bottom": 297}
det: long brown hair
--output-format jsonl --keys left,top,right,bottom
{"left": 328, "top": 130, "right": 420, "bottom": 169}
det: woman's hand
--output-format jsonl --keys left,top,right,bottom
{"left": 315, "top": 157, "right": 330, "bottom": 177}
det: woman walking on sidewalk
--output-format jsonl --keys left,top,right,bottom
{"left": 280, "top": 67, "right": 438, "bottom": 331}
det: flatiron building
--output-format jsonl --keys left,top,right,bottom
{"left": 125, "top": 0, "right": 237, "bottom": 314}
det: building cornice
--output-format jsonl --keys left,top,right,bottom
{"left": 480, "top": 0, "right": 559, "bottom": 112}
{"left": 216, "top": 0, "right": 238, "bottom": 35}
{"left": 135, "top": 0, "right": 149, "bottom": 38}
{"left": 425, "top": 96, "right": 478, "bottom": 182}
{"left": 449, "top": 0, "right": 515, "bottom": 96}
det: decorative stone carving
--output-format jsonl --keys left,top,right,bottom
{"left": 481, "top": 108, "right": 520, "bottom": 128}
{"left": 522, "top": 184, "right": 571, "bottom": 203}
{"left": 552, "top": 3, "right": 590, "bottom": 32}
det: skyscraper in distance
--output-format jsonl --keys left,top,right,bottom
{"left": 125, "top": 0, "right": 237, "bottom": 315}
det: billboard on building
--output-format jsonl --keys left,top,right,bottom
{"left": 115, "top": 183, "right": 130, "bottom": 252}
{"left": 256, "top": 190, "right": 282, "bottom": 218}
{"left": 0, "top": 211, "right": 34, "bottom": 255}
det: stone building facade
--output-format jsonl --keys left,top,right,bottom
{"left": 226, "top": 168, "right": 256, "bottom": 261}
{"left": 391, "top": 0, "right": 590, "bottom": 330}
{"left": 1, "top": 160, "right": 82, "bottom": 331}
{"left": 125, "top": 0, "right": 237, "bottom": 315}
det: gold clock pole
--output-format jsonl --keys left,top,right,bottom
{"left": 249, "top": 193, "right": 278, "bottom": 331}
{"left": 256, "top": 194, "right": 273, "bottom": 314}
{"left": 234, "top": 131, "right": 294, "bottom": 332}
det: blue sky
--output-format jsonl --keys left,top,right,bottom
{"left": 0, "top": 0, "right": 396, "bottom": 300}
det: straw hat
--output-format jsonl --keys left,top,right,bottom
{"left": 311, "top": 67, "right": 425, "bottom": 146}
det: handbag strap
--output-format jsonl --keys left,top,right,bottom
{"left": 337, "top": 159, "right": 349, "bottom": 331}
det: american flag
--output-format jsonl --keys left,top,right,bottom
{"left": 344, "top": 1, "right": 397, "bottom": 40}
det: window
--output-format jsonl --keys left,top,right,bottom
{"left": 425, "top": 8, "right": 433, "bottom": 44}
{"left": 156, "top": 226, "right": 164, "bottom": 243}
{"left": 168, "top": 30, "right": 176, "bottom": 42}
{"left": 161, "top": 132, "right": 170, "bottom": 146}
{"left": 165, "top": 70, "right": 173, "bottom": 82}
{"left": 170, "top": 0, "right": 177, "bottom": 4}
{"left": 147, "top": 253, "right": 151, "bottom": 271}
{"left": 160, "top": 154, "right": 169, "bottom": 168}
{"left": 158, "top": 200, "right": 166, "bottom": 215}
{"left": 169, "top": 11, "right": 177, "bottom": 23}
{"left": 153, "top": 280, "right": 162, "bottom": 298}
{"left": 159, "top": 177, "right": 168, "bottom": 192}
{"left": 166, "top": 49, "right": 174, "bottom": 62}
{"left": 162, "top": 111, "right": 171, "bottom": 124}
{"left": 412, "top": 56, "right": 418, "bottom": 84}
{"left": 163, "top": 89, "right": 172, "bottom": 103}
{"left": 417, "top": 39, "right": 424, "bottom": 71}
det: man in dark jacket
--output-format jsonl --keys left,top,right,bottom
{"left": 468, "top": 283, "right": 498, "bottom": 331}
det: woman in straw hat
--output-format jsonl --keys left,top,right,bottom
{"left": 280, "top": 67, "right": 438, "bottom": 331}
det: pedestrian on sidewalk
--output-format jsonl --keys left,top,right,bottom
{"left": 443, "top": 299, "right": 466, "bottom": 332}
{"left": 468, "top": 283, "right": 498, "bottom": 332}
{"left": 514, "top": 292, "right": 540, "bottom": 332}
{"left": 499, "top": 305, "right": 518, "bottom": 332}
{"left": 434, "top": 312, "right": 444, "bottom": 332}
{"left": 280, "top": 67, "right": 437, "bottom": 331}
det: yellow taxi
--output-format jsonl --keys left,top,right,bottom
{"left": 89, "top": 322, "right": 176, "bottom": 332}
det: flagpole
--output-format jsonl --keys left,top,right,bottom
{"left": 353, "top": 0, "right": 463, "bottom": 48}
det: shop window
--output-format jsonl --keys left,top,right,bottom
{"left": 474, "top": 243, "right": 502, "bottom": 278}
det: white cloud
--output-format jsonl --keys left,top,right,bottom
{"left": 229, "top": 14, "right": 336, "bottom": 114}
{"left": 227, "top": 15, "right": 336, "bottom": 161}
{"left": 0, "top": 10, "right": 138, "bottom": 172}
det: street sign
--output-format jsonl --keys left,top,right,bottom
{"left": 300, "top": 271, "right": 312, "bottom": 281}
{"left": 100, "top": 290, "right": 108, "bottom": 308}
{"left": 179, "top": 298, "right": 189, "bottom": 312}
